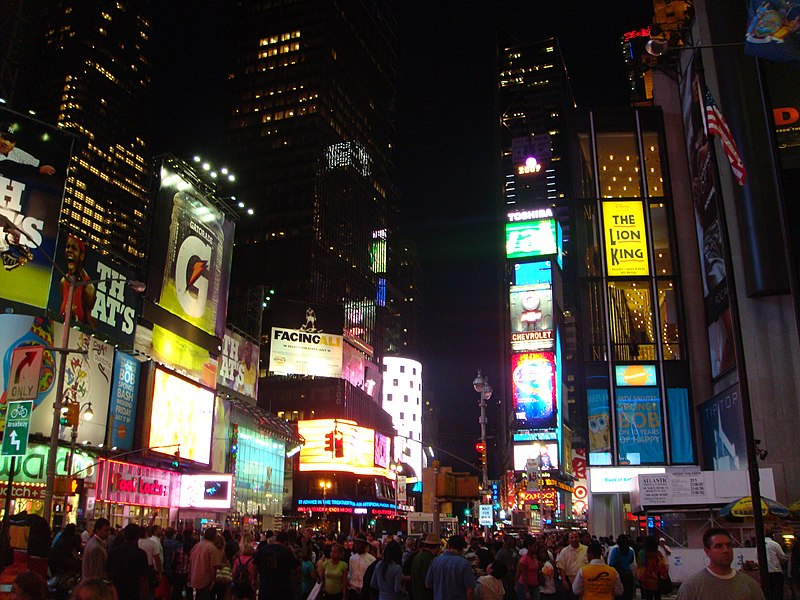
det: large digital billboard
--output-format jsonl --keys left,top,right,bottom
{"left": 510, "top": 280, "right": 554, "bottom": 352}
{"left": 615, "top": 364, "right": 657, "bottom": 387}
{"left": 513, "top": 441, "right": 559, "bottom": 471}
{"left": 0, "top": 109, "right": 73, "bottom": 310}
{"left": 297, "top": 419, "right": 392, "bottom": 477}
{"left": 269, "top": 300, "right": 344, "bottom": 377}
{"left": 514, "top": 260, "right": 552, "bottom": 286}
{"left": 0, "top": 315, "right": 113, "bottom": 446}
{"left": 603, "top": 201, "right": 649, "bottom": 276}
{"left": 108, "top": 351, "right": 141, "bottom": 451}
{"left": 615, "top": 387, "right": 665, "bottom": 464}
{"left": 506, "top": 219, "right": 559, "bottom": 260}
{"left": 179, "top": 474, "right": 233, "bottom": 509}
{"left": 511, "top": 352, "right": 556, "bottom": 429}
{"left": 218, "top": 328, "right": 258, "bottom": 401}
{"left": 148, "top": 368, "right": 214, "bottom": 465}
{"left": 148, "top": 161, "right": 234, "bottom": 339}
{"left": 46, "top": 234, "right": 141, "bottom": 347}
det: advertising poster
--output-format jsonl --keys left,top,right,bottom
{"left": 0, "top": 315, "right": 113, "bottom": 445}
{"left": 269, "top": 299, "right": 344, "bottom": 377}
{"left": 602, "top": 201, "right": 649, "bottom": 276}
{"left": 680, "top": 56, "right": 736, "bottom": 379}
{"left": 587, "top": 389, "right": 612, "bottom": 462}
{"left": 765, "top": 59, "right": 800, "bottom": 164}
{"left": 571, "top": 448, "right": 589, "bottom": 515}
{"left": 134, "top": 324, "right": 218, "bottom": 389}
{"left": 514, "top": 260, "right": 552, "bottom": 286}
{"left": 46, "top": 234, "right": 140, "bottom": 347}
{"left": 505, "top": 219, "right": 559, "bottom": 259}
{"left": 218, "top": 329, "right": 258, "bottom": 401}
{"left": 374, "top": 431, "right": 389, "bottom": 469}
{"left": 698, "top": 384, "right": 747, "bottom": 471}
{"left": 513, "top": 441, "right": 559, "bottom": 471}
{"left": 615, "top": 387, "right": 665, "bottom": 464}
{"left": 148, "top": 161, "right": 234, "bottom": 339}
{"left": 510, "top": 282, "right": 554, "bottom": 352}
{"left": 615, "top": 364, "right": 657, "bottom": 387}
{"left": 108, "top": 351, "right": 140, "bottom": 451}
{"left": 179, "top": 474, "right": 233, "bottom": 510}
{"left": 511, "top": 351, "right": 556, "bottom": 429}
{"left": 0, "top": 109, "right": 73, "bottom": 310}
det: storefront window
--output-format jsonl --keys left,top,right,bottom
{"left": 608, "top": 281, "right": 655, "bottom": 361}
{"left": 657, "top": 280, "right": 682, "bottom": 360}
{"left": 235, "top": 427, "right": 286, "bottom": 517}
{"left": 596, "top": 132, "right": 642, "bottom": 198}
{"left": 574, "top": 203, "right": 603, "bottom": 277}
{"left": 650, "top": 203, "right": 673, "bottom": 276}
{"left": 643, "top": 131, "right": 666, "bottom": 197}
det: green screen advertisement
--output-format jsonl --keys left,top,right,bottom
{"left": 505, "top": 219, "right": 559, "bottom": 261}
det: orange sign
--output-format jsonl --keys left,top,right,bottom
{"left": 519, "top": 489, "right": 558, "bottom": 506}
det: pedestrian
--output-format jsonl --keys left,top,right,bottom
{"left": 411, "top": 533, "right": 441, "bottom": 600}
{"left": 476, "top": 561, "right": 506, "bottom": 600}
{"left": 82, "top": 518, "right": 111, "bottom": 580}
{"left": 349, "top": 534, "right": 376, "bottom": 600}
{"left": 572, "top": 542, "right": 622, "bottom": 600}
{"left": 675, "top": 527, "right": 765, "bottom": 600}
{"left": 254, "top": 530, "right": 301, "bottom": 600}
{"left": 171, "top": 530, "right": 194, "bottom": 600}
{"left": 515, "top": 537, "right": 539, "bottom": 600}
{"left": 536, "top": 547, "right": 555, "bottom": 600}
{"left": 300, "top": 547, "right": 318, "bottom": 600}
{"left": 190, "top": 528, "right": 222, "bottom": 600}
{"left": 370, "top": 540, "right": 404, "bottom": 599}
{"left": 607, "top": 534, "right": 635, "bottom": 600}
{"left": 107, "top": 524, "right": 149, "bottom": 600}
{"left": 636, "top": 536, "right": 668, "bottom": 600}
{"left": 319, "top": 542, "right": 348, "bottom": 600}
{"left": 495, "top": 535, "right": 519, "bottom": 599}
{"left": 764, "top": 532, "right": 787, "bottom": 600}
{"left": 162, "top": 529, "right": 179, "bottom": 591}
{"left": 11, "top": 572, "right": 48, "bottom": 600}
{"left": 70, "top": 578, "right": 118, "bottom": 600}
{"left": 49, "top": 523, "right": 81, "bottom": 577}
{"left": 231, "top": 533, "right": 258, "bottom": 600}
{"left": 556, "top": 532, "right": 588, "bottom": 600}
{"left": 657, "top": 538, "right": 671, "bottom": 559}
{"left": 425, "top": 534, "right": 476, "bottom": 600}
{"left": 213, "top": 534, "right": 233, "bottom": 600}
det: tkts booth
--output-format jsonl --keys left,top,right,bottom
{"left": 90, "top": 459, "right": 181, "bottom": 528}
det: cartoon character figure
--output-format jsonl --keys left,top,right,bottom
{"left": 588, "top": 412, "right": 611, "bottom": 453}
{"left": 519, "top": 292, "right": 542, "bottom": 331}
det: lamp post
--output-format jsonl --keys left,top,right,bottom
{"left": 43, "top": 274, "right": 144, "bottom": 526}
{"left": 472, "top": 370, "right": 492, "bottom": 539}
{"left": 61, "top": 402, "right": 93, "bottom": 517}
{"left": 319, "top": 479, "right": 332, "bottom": 529}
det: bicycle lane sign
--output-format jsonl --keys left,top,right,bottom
{"left": 2, "top": 401, "right": 33, "bottom": 457}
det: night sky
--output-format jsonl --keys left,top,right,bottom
{"left": 151, "top": 2, "right": 655, "bottom": 470}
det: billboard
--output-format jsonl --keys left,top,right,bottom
{"left": 374, "top": 431, "right": 389, "bottom": 469}
{"left": 297, "top": 419, "right": 392, "bottom": 477}
{"left": 506, "top": 219, "right": 559, "bottom": 260}
{"left": 511, "top": 352, "right": 556, "bottom": 429}
{"left": 587, "top": 389, "right": 612, "bottom": 464}
{"left": 513, "top": 441, "right": 559, "bottom": 471}
{"left": 148, "top": 368, "right": 214, "bottom": 465}
{"left": 46, "top": 233, "right": 140, "bottom": 347}
{"left": 514, "top": 260, "right": 552, "bottom": 286}
{"left": 218, "top": 329, "right": 258, "bottom": 401}
{"left": 602, "top": 201, "right": 649, "bottom": 276}
{"left": 616, "top": 387, "right": 665, "bottom": 464}
{"left": 108, "top": 351, "right": 141, "bottom": 451}
{"left": 510, "top": 280, "right": 554, "bottom": 352}
{"left": 179, "top": 474, "right": 233, "bottom": 509}
{"left": 0, "top": 315, "right": 113, "bottom": 446}
{"left": 134, "top": 324, "right": 218, "bottom": 389}
{"left": 0, "top": 109, "right": 73, "bottom": 309}
{"left": 615, "top": 364, "right": 657, "bottom": 387}
{"left": 269, "top": 300, "right": 344, "bottom": 377}
{"left": 148, "top": 161, "right": 234, "bottom": 338}
{"left": 699, "top": 384, "right": 746, "bottom": 471}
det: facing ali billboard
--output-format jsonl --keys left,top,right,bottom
{"left": 148, "top": 160, "right": 234, "bottom": 339}
{"left": 511, "top": 351, "right": 557, "bottom": 429}
{"left": 46, "top": 233, "right": 140, "bottom": 347}
{"left": 0, "top": 109, "right": 73, "bottom": 310}
{"left": 268, "top": 299, "right": 344, "bottom": 377}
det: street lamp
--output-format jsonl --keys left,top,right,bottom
{"left": 43, "top": 274, "right": 145, "bottom": 525}
{"left": 390, "top": 462, "right": 403, "bottom": 516}
{"left": 319, "top": 479, "right": 332, "bottom": 527}
{"left": 473, "top": 370, "right": 492, "bottom": 538}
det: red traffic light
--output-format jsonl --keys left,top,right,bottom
{"left": 475, "top": 442, "right": 486, "bottom": 453}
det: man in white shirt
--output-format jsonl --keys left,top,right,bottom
{"left": 557, "top": 531, "right": 588, "bottom": 599}
{"left": 765, "top": 533, "right": 787, "bottom": 600}
{"left": 348, "top": 535, "right": 376, "bottom": 599}
{"left": 149, "top": 525, "right": 165, "bottom": 576}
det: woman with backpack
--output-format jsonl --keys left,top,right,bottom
{"left": 231, "top": 534, "right": 258, "bottom": 600}
{"left": 636, "top": 536, "right": 668, "bottom": 600}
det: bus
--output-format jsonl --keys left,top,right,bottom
{"left": 406, "top": 513, "right": 459, "bottom": 538}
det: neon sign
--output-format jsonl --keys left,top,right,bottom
{"left": 518, "top": 157, "right": 542, "bottom": 175}
{"left": 623, "top": 27, "right": 651, "bottom": 42}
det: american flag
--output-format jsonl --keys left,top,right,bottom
{"left": 705, "top": 91, "right": 746, "bottom": 186}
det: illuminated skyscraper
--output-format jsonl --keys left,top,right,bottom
{"left": 226, "top": 0, "right": 398, "bottom": 364}
{"left": 20, "top": 1, "right": 152, "bottom": 265}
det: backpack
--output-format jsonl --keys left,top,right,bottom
{"left": 232, "top": 555, "right": 254, "bottom": 597}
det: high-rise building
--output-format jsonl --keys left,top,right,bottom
{"left": 382, "top": 356, "right": 423, "bottom": 479}
{"left": 226, "top": 0, "right": 398, "bottom": 364}
{"left": 21, "top": 1, "right": 152, "bottom": 266}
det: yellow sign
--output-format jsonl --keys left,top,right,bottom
{"left": 603, "top": 201, "right": 649, "bottom": 276}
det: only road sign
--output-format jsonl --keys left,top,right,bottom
{"left": 2, "top": 400, "right": 32, "bottom": 457}
{"left": 7, "top": 346, "right": 44, "bottom": 401}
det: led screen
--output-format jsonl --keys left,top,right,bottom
{"left": 179, "top": 474, "right": 233, "bottom": 509}
{"left": 514, "top": 261, "right": 552, "bottom": 286}
{"left": 506, "top": 219, "right": 559, "bottom": 260}
{"left": 512, "top": 352, "right": 556, "bottom": 429}
{"left": 298, "top": 419, "right": 391, "bottom": 477}
{"left": 615, "top": 364, "right": 657, "bottom": 387}
{"left": 374, "top": 431, "right": 389, "bottom": 468}
{"left": 510, "top": 283, "right": 554, "bottom": 352}
{"left": 513, "top": 442, "right": 559, "bottom": 471}
{"left": 148, "top": 368, "right": 214, "bottom": 465}
{"left": 616, "top": 387, "right": 665, "bottom": 464}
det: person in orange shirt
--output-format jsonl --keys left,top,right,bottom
{"left": 572, "top": 542, "right": 622, "bottom": 600}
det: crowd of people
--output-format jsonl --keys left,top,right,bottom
{"left": 4, "top": 522, "right": 786, "bottom": 600}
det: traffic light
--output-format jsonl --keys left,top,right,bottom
{"left": 333, "top": 431, "right": 344, "bottom": 458}
{"left": 63, "top": 401, "right": 80, "bottom": 428}
{"left": 324, "top": 431, "right": 335, "bottom": 453}
{"left": 70, "top": 478, "right": 85, "bottom": 496}
{"left": 475, "top": 441, "right": 487, "bottom": 467}
{"left": 171, "top": 450, "right": 180, "bottom": 469}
